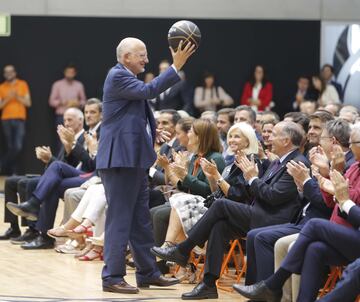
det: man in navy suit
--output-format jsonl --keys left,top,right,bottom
{"left": 96, "top": 37, "right": 195, "bottom": 294}
{"left": 234, "top": 169, "right": 360, "bottom": 302}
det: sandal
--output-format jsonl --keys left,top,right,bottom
{"left": 78, "top": 247, "right": 103, "bottom": 261}
{"left": 47, "top": 225, "right": 67, "bottom": 239}
{"left": 66, "top": 225, "right": 92, "bottom": 239}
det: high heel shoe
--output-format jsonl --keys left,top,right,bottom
{"left": 78, "top": 247, "right": 103, "bottom": 261}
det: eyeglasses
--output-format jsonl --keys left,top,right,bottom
{"left": 350, "top": 141, "right": 360, "bottom": 145}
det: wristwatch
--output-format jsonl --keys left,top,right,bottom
{"left": 216, "top": 177, "right": 224, "bottom": 185}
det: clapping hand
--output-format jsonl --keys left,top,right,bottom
{"left": 309, "top": 146, "right": 329, "bottom": 170}
{"left": 235, "top": 152, "right": 258, "bottom": 181}
{"left": 172, "top": 150, "right": 190, "bottom": 168}
{"left": 312, "top": 164, "right": 335, "bottom": 195}
{"left": 169, "top": 162, "right": 187, "bottom": 180}
{"left": 35, "top": 146, "right": 52, "bottom": 164}
{"left": 330, "top": 169, "right": 350, "bottom": 207}
{"left": 156, "top": 129, "right": 171, "bottom": 144}
{"left": 286, "top": 160, "right": 310, "bottom": 183}
{"left": 330, "top": 145, "right": 346, "bottom": 172}
{"left": 84, "top": 132, "right": 98, "bottom": 155}
{"left": 157, "top": 154, "right": 170, "bottom": 168}
{"left": 200, "top": 158, "right": 219, "bottom": 180}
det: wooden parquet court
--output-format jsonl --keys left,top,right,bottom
{"left": 0, "top": 176, "right": 245, "bottom": 302}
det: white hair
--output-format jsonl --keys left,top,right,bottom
{"left": 116, "top": 37, "right": 145, "bottom": 63}
{"left": 227, "top": 122, "right": 258, "bottom": 155}
{"left": 64, "top": 107, "right": 84, "bottom": 122}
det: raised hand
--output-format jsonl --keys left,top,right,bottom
{"left": 330, "top": 169, "right": 350, "bottom": 206}
{"left": 312, "top": 164, "right": 335, "bottom": 195}
{"left": 330, "top": 144, "right": 346, "bottom": 172}
{"left": 171, "top": 40, "right": 196, "bottom": 71}
{"left": 265, "top": 149, "right": 279, "bottom": 162}
{"left": 155, "top": 129, "right": 171, "bottom": 144}
{"left": 35, "top": 146, "right": 52, "bottom": 164}
{"left": 157, "top": 154, "right": 170, "bottom": 168}
{"left": 170, "top": 162, "right": 187, "bottom": 180}
{"left": 235, "top": 154, "right": 259, "bottom": 181}
{"left": 84, "top": 132, "right": 98, "bottom": 155}
{"left": 200, "top": 158, "right": 219, "bottom": 179}
{"left": 309, "top": 146, "right": 329, "bottom": 170}
{"left": 286, "top": 160, "right": 310, "bottom": 183}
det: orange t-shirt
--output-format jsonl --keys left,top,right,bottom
{"left": 0, "top": 79, "right": 30, "bottom": 120}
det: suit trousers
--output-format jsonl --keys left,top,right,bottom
{"left": 33, "top": 161, "right": 89, "bottom": 233}
{"left": 4, "top": 176, "right": 39, "bottom": 227}
{"left": 150, "top": 203, "right": 171, "bottom": 247}
{"left": 99, "top": 167, "right": 160, "bottom": 286}
{"left": 281, "top": 218, "right": 360, "bottom": 302}
{"left": 187, "top": 198, "right": 252, "bottom": 278}
{"left": 245, "top": 223, "right": 302, "bottom": 285}
{"left": 318, "top": 257, "right": 360, "bottom": 302}
{"left": 275, "top": 233, "right": 300, "bottom": 302}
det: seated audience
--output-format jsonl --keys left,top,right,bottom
{"left": 321, "top": 63, "right": 343, "bottom": 101}
{"left": 324, "top": 102, "right": 342, "bottom": 116}
{"left": 194, "top": 72, "right": 233, "bottom": 113}
{"left": 292, "top": 75, "right": 316, "bottom": 111}
{"left": 151, "top": 121, "right": 307, "bottom": 300}
{"left": 339, "top": 105, "right": 359, "bottom": 124}
{"left": 234, "top": 169, "right": 360, "bottom": 302}
{"left": 241, "top": 65, "right": 273, "bottom": 112}
{"left": 312, "top": 74, "right": 340, "bottom": 106}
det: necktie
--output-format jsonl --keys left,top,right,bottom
{"left": 267, "top": 159, "right": 281, "bottom": 178}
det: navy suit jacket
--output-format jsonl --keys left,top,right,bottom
{"left": 97, "top": 64, "right": 180, "bottom": 169}
{"left": 249, "top": 149, "right": 309, "bottom": 229}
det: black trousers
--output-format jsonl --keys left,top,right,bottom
{"left": 4, "top": 176, "right": 39, "bottom": 227}
{"left": 187, "top": 198, "right": 252, "bottom": 278}
{"left": 150, "top": 203, "right": 171, "bottom": 247}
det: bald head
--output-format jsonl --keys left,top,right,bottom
{"left": 116, "top": 37, "right": 145, "bottom": 63}
{"left": 116, "top": 37, "right": 149, "bottom": 75}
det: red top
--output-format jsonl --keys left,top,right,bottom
{"left": 240, "top": 81, "right": 273, "bottom": 111}
{"left": 321, "top": 162, "right": 360, "bottom": 227}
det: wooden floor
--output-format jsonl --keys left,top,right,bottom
{"left": 0, "top": 176, "right": 245, "bottom": 302}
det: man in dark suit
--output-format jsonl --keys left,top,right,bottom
{"left": 96, "top": 37, "right": 195, "bottom": 294}
{"left": 149, "top": 60, "right": 194, "bottom": 113}
{"left": 0, "top": 107, "right": 87, "bottom": 242}
{"left": 234, "top": 169, "right": 360, "bottom": 302}
{"left": 5, "top": 103, "right": 101, "bottom": 248}
{"left": 318, "top": 257, "right": 360, "bottom": 302}
{"left": 151, "top": 121, "right": 308, "bottom": 300}
{"left": 149, "top": 109, "right": 182, "bottom": 187}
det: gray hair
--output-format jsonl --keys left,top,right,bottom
{"left": 280, "top": 121, "right": 305, "bottom": 148}
{"left": 65, "top": 107, "right": 84, "bottom": 122}
{"left": 116, "top": 37, "right": 144, "bottom": 63}
{"left": 325, "top": 119, "right": 351, "bottom": 148}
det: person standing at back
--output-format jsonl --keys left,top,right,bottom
{"left": 0, "top": 65, "right": 31, "bottom": 175}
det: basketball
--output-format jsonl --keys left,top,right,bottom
{"left": 168, "top": 20, "right": 201, "bottom": 51}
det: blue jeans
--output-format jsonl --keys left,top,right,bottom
{"left": 1, "top": 119, "right": 25, "bottom": 175}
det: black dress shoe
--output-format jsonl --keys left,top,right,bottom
{"left": 138, "top": 275, "right": 180, "bottom": 288}
{"left": 21, "top": 234, "right": 54, "bottom": 250}
{"left": 150, "top": 245, "right": 189, "bottom": 267}
{"left": 0, "top": 227, "right": 21, "bottom": 240}
{"left": 6, "top": 200, "right": 40, "bottom": 221}
{"left": 10, "top": 227, "right": 39, "bottom": 245}
{"left": 181, "top": 282, "right": 218, "bottom": 300}
{"left": 103, "top": 280, "right": 139, "bottom": 294}
{"left": 233, "top": 281, "right": 282, "bottom": 302}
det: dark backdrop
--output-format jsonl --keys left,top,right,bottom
{"left": 0, "top": 16, "right": 320, "bottom": 174}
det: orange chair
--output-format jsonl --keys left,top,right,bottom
{"left": 318, "top": 266, "right": 343, "bottom": 298}
{"left": 216, "top": 238, "right": 247, "bottom": 292}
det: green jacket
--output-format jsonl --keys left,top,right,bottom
{"left": 178, "top": 151, "right": 225, "bottom": 198}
